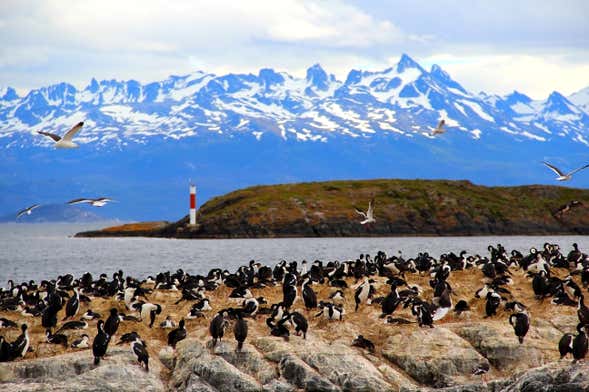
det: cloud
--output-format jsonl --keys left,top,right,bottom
{"left": 0, "top": 0, "right": 588, "bottom": 100}
{"left": 0, "top": 0, "right": 411, "bottom": 91}
{"left": 421, "top": 52, "right": 589, "bottom": 98}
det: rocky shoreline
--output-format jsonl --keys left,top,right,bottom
{"left": 2, "top": 241, "right": 589, "bottom": 391}
{"left": 2, "top": 328, "right": 588, "bottom": 391}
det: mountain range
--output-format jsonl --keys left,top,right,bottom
{"left": 1, "top": 54, "right": 589, "bottom": 221}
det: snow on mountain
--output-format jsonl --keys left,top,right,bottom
{"left": 1, "top": 53, "right": 588, "bottom": 149}
{"left": 569, "top": 86, "right": 589, "bottom": 115}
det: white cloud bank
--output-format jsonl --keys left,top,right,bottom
{"left": 0, "top": 0, "right": 588, "bottom": 99}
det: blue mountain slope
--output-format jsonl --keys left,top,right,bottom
{"left": 1, "top": 54, "right": 588, "bottom": 220}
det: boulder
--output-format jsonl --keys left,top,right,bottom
{"left": 170, "top": 339, "right": 263, "bottom": 392}
{"left": 382, "top": 326, "right": 488, "bottom": 387}
{"left": 254, "top": 336, "right": 399, "bottom": 391}
{"left": 410, "top": 362, "right": 589, "bottom": 392}
{"left": 159, "top": 346, "right": 175, "bottom": 370}
{"left": 502, "top": 361, "right": 589, "bottom": 392}
{"left": 0, "top": 347, "right": 165, "bottom": 392}
{"left": 452, "top": 322, "right": 560, "bottom": 372}
{"left": 278, "top": 354, "right": 340, "bottom": 391}
{"left": 217, "top": 341, "right": 279, "bottom": 384}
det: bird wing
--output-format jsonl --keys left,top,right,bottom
{"left": 132, "top": 341, "right": 148, "bottom": 357}
{"left": 355, "top": 209, "right": 367, "bottom": 219}
{"left": 37, "top": 131, "right": 61, "bottom": 142}
{"left": 61, "top": 122, "right": 84, "bottom": 142}
{"left": 568, "top": 164, "right": 589, "bottom": 176}
{"left": 367, "top": 198, "right": 375, "bottom": 218}
{"left": 543, "top": 161, "right": 565, "bottom": 176}
{"left": 16, "top": 204, "right": 40, "bottom": 218}
{"left": 67, "top": 198, "right": 93, "bottom": 205}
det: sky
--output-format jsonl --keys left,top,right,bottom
{"left": 1, "top": 0, "right": 588, "bottom": 99}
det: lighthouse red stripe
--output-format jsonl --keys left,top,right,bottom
{"left": 190, "top": 194, "right": 195, "bottom": 209}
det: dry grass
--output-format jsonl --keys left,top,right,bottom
{"left": 102, "top": 221, "right": 168, "bottom": 232}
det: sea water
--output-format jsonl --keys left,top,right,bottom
{"left": 0, "top": 223, "right": 587, "bottom": 284}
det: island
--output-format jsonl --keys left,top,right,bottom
{"left": 75, "top": 179, "right": 589, "bottom": 238}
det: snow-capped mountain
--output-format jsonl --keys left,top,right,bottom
{"left": 569, "top": 86, "right": 589, "bottom": 115}
{"left": 2, "top": 53, "right": 589, "bottom": 221}
{"left": 1, "top": 53, "right": 588, "bottom": 148}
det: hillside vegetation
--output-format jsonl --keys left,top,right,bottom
{"left": 77, "top": 179, "right": 589, "bottom": 238}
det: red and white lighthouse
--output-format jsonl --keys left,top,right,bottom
{"left": 189, "top": 184, "right": 196, "bottom": 225}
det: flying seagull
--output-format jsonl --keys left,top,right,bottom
{"left": 67, "top": 198, "right": 114, "bottom": 207}
{"left": 16, "top": 204, "right": 40, "bottom": 219}
{"left": 542, "top": 161, "right": 589, "bottom": 181}
{"left": 37, "top": 122, "right": 84, "bottom": 148}
{"left": 355, "top": 198, "right": 375, "bottom": 225}
{"left": 431, "top": 119, "right": 446, "bottom": 136}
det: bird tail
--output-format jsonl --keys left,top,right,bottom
{"left": 237, "top": 341, "right": 243, "bottom": 351}
{"left": 94, "top": 356, "right": 100, "bottom": 365}
{"left": 145, "top": 359, "right": 149, "bottom": 372}
{"left": 518, "top": 336, "right": 524, "bottom": 344}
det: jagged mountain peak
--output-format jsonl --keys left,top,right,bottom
{"left": 505, "top": 90, "right": 532, "bottom": 104}
{"left": 0, "top": 86, "right": 19, "bottom": 101}
{"left": 396, "top": 53, "right": 424, "bottom": 73}
{"left": 86, "top": 78, "right": 99, "bottom": 93}
{"left": 306, "top": 63, "right": 330, "bottom": 91}
{"left": 543, "top": 91, "right": 579, "bottom": 115}
{"left": 0, "top": 53, "right": 588, "bottom": 149}
{"left": 569, "top": 86, "right": 589, "bottom": 115}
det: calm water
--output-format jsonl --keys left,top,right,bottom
{"left": 0, "top": 223, "right": 588, "bottom": 284}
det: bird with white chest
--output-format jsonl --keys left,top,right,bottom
{"left": 37, "top": 121, "right": 85, "bottom": 148}
{"left": 543, "top": 161, "right": 589, "bottom": 181}
{"left": 355, "top": 199, "right": 376, "bottom": 225}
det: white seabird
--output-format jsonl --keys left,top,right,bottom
{"left": 37, "top": 122, "right": 84, "bottom": 148}
{"left": 355, "top": 198, "right": 376, "bottom": 225}
{"left": 431, "top": 119, "right": 446, "bottom": 136}
{"left": 67, "top": 197, "right": 114, "bottom": 207}
{"left": 543, "top": 161, "right": 589, "bottom": 181}
{"left": 16, "top": 204, "right": 40, "bottom": 219}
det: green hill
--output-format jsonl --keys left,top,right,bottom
{"left": 76, "top": 179, "right": 589, "bottom": 238}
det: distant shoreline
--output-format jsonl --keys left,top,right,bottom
{"left": 75, "top": 225, "right": 589, "bottom": 239}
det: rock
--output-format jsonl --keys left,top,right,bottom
{"left": 0, "top": 347, "right": 165, "bottom": 392}
{"left": 502, "top": 362, "right": 589, "bottom": 392}
{"left": 547, "top": 314, "right": 578, "bottom": 334}
{"left": 262, "top": 378, "right": 296, "bottom": 392}
{"left": 382, "top": 326, "right": 487, "bottom": 387}
{"left": 159, "top": 346, "right": 175, "bottom": 370}
{"left": 171, "top": 339, "right": 263, "bottom": 392}
{"left": 278, "top": 354, "right": 340, "bottom": 391}
{"left": 298, "top": 342, "right": 396, "bottom": 391}
{"left": 452, "top": 322, "right": 559, "bottom": 373}
{"left": 254, "top": 336, "right": 399, "bottom": 391}
{"left": 374, "top": 363, "right": 418, "bottom": 391}
{"left": 217, "top": 341, "right": 278, "bottom": 384}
